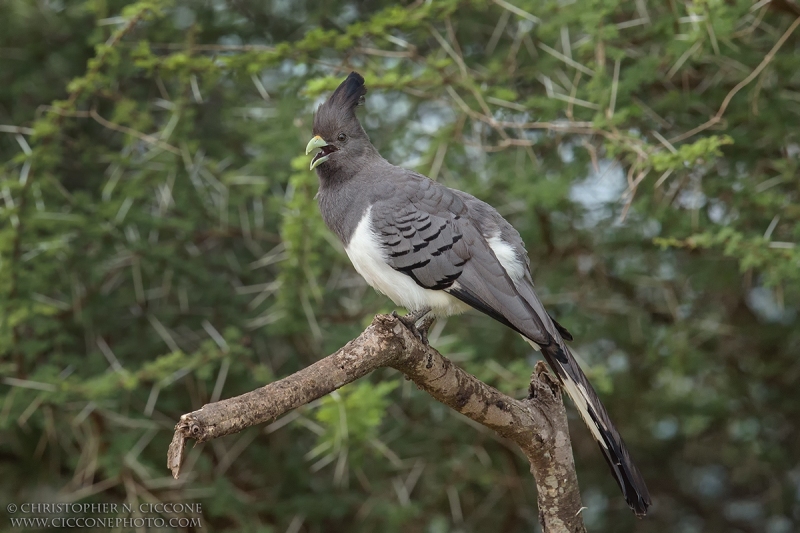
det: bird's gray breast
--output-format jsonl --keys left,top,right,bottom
{"left": 316, "top": 179, "right": 373, "bottom": 246}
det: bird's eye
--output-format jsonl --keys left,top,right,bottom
{"left": 337, "top": 133, "right": 347, "bottom": 142}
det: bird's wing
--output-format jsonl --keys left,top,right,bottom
{"left": 371, "top": 175, "right": 650, "bottom": 516}
{"left": 370, "top": 188, "right": 470, "bottom": 292}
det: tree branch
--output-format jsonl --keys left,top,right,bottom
{"left": 168, "top": 314, "right": 587, "bottom": 532}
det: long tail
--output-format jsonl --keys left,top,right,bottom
{"left": 446, "top": 256, "right": 650, "bottom": 514}
{"left": 525, "top": 336, "right": 651, "bottom": 516}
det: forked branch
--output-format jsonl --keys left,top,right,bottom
{"left": 167, "top": 314, "right": 587, "bottom": 533}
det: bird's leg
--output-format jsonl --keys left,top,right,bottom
{"left": 392, "top": 307, "right": 434, "bottom": 344}
{"left": 415, "top": 313, "right": 436, "bottom": 345}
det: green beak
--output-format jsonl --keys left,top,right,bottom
{"left": 306, "top": 135, "right": 330, "bottom": 170}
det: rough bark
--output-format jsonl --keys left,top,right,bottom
{"left": 168, "top": 314, "right": 587, "bottom": 533}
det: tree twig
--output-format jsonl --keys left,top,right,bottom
{"left": 670, "top": 16, "right": 800, "bottom": 144}
{"left": 168, "top": 314, "right": 587, "bottom": 533}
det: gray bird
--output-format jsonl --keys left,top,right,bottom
{"left": 305, "top": 72, "right": 651, "bottom": 516}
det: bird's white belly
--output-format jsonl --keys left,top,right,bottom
{"left": 345, "top": 207, "right": 469, "bottom": 316}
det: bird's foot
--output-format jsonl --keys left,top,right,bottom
{"left": 416, "top": 314, "right": 436, "bottom": 345}
{"left": 392, "top": 308, "right": 435, "bottom": 345}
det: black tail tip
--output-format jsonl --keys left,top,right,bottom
{"left": 629, "top": 494, "right": 651, "bottom": 517}
{"left": 618, "top": 471, "right": 651, "bottom": 517}
{"left": 596, "top": 438, "right": 651, "bottom": 517}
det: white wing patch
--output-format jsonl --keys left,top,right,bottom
{"left": 487, "top": 232, "right": 526, "bottom": 281}
{"left": 345, "top": 206, "right": 469, "bottom": 316}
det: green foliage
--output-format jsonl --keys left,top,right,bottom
{"left": 656, "top": 227, "right": 800, "bottom": 287}
{"left": 1, "top": 0, "right": 799, "bottom": 532}
{"left": 650, "top": 135, "right": 734, "bottom": 172}
{"left": 313, "top": 380, "right": 399, "bottom": 451}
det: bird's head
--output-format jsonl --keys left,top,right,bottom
{"left": 305, "top": 72, "right": 372, "bottom": 174}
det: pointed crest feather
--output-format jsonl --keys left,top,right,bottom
{"left": 325, "top": 71, "right": 366, "bottom": 112}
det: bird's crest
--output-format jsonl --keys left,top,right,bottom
{"left": 320, "top": 72, "right": 366, "bottom": 116}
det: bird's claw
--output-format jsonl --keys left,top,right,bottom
{"left": 416, "top": 314, "right": 436, "bottom": 345}
{"left": 393, "top": 309, "right": 434, "bottom": 345}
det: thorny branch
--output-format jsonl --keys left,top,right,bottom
{"left": 668, "top": 16, "right": 800, "bottom": 144}
{"left": 168, "top": 314, "right": 587, "bottom": 533}
{"left": 5, "top": 8, "right": 152, "bottom": 380}
{"left": 425, "top": 8, "right": 800, "bottom": 218}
